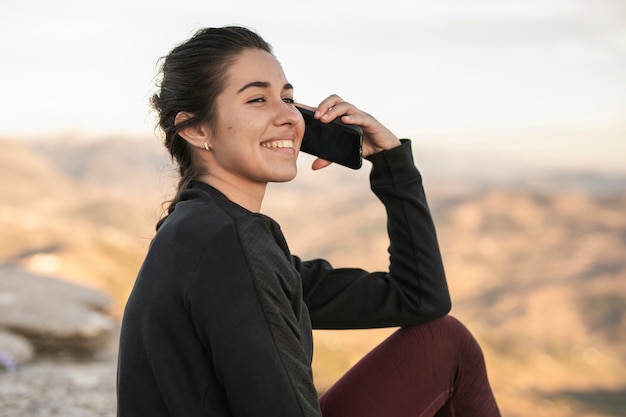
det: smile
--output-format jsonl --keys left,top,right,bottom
{"left": 261, "top": 140, "right": 294, "bottom": 149}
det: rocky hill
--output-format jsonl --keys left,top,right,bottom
{"left": 0, "top": 136, "right": 624, "bottom": 417}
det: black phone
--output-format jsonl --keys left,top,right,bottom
{"left": 297, "top": 106, "right": 363, "bottom": 169}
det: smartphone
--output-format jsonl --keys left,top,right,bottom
{"left": 297, "top": 106, "right": 363, "bottom": 169}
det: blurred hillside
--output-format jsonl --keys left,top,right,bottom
{"left": 0, "top": 137, "right": 625, "bottom": 417}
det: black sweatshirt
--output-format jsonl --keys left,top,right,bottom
{"left": 117, "top": 140, "right": 451, "bottom": 417}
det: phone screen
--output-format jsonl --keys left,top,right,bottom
{"left": 297, "top": 106, "right": 363, "bottom": 169}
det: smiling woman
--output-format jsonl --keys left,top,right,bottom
{"left": 173, "top": 48, "right": 304, "bottom": 213}
{"left": 116, "top": 26, "right": 501, "bottom": 417}
{"left": 146, "top": 27, "right": 278, "bottom": 224}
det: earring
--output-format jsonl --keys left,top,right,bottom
{"left": 203, "top": 143, "right": 209, "bottom": 151}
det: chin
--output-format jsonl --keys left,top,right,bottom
{"left": 270, "top": 167, "right": 298, "bottom": 183}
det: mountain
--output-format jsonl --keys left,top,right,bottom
{"left": 1, "top": 136, "right": 625, "bottom": 417}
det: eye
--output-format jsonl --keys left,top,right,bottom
{"left": 247, "top": 97, "right": 266, "bottom": 104}
{"left": 282, "top": 97, "right": 295, "bottom": 104}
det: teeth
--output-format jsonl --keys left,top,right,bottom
{"left": 262, "top": 140, "right": 294, "bottom": 149}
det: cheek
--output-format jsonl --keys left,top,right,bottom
{"left": 296, "top": 119, "right": 305, "bottom": 140}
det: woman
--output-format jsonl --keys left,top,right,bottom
{"left": 117, "top": 26, "right": 501, "bottom": 417}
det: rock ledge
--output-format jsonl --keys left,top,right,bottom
{"left": 0, "top": 264, "right": 116, "bottom": 368}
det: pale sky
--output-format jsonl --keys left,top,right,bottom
{"left": 1, "top": 0, "right": 625, "bottom": 172}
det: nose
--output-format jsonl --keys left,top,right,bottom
{"left": 274, "top": 101, "right": 302, "bottom": 126}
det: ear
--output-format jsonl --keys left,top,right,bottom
{"left": 175, "top": 112, "right": 212, "bottom": 149}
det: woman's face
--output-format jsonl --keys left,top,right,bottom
{"left": 205, "top": 48, "right": 304, "bottom": 187}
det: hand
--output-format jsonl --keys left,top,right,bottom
{"left": 306, "top": 95, "right": 402, "bottom": 170}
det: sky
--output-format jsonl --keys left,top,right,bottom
{"left": 1, "top": 0, "right": 625, "bottom": 172}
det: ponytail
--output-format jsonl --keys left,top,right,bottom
{"left": 150, "top": 26, "right": 273, "bottom": 230}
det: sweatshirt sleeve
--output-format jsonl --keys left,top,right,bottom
{"left": 187, "top": 217, "right": 321, "bottom": 417}
{"left": 298, "top": 139, "right": 451, "bottom": 329}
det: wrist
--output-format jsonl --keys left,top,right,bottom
{"left": 366, "top": 137, "right": 402, "bottom": 156}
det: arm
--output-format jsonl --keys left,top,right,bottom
{"left": 299, "top": 140, "right": 451, "bottom": 329}
{"left": 188, "top": 217, "right": 320, "bottom": 417}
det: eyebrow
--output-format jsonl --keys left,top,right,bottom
{"left": 237, "top": 81, "right": 294, "bottom": 94}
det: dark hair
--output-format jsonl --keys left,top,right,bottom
{"left": 151, "top": 26, "right": 273, "bottom": 230}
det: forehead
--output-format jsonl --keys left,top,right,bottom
{"left": 226, "top": 48, "right": 288, "bottom": 88}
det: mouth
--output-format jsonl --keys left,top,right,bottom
{"left": 261, "top": 139, "right": 295, "bottom": 149}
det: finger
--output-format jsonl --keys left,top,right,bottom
{"left": 315, "top": 94, "right": 344, "bottom": 112}
{"left": 319, "top": 103, "right": 365, "bottom": 127}
{"left": 311, "top": 157, "right": 333, "bottom": 170}
{"left": 315, "top": 95, "right": 347, "bottom": 120}
{"left": 337, "top": 113, "right": 380, "bottom": 137}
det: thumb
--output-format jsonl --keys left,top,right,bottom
{"left": 311, "top": 158, "right": 333, "bottom": 170}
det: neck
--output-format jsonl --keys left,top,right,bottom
{"left": 199, "top": 174, "right": 266, "bottom": 213}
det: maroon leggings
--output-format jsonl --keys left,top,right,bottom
{"left": 318, "top": 316, "right": 501, "bottom": 417}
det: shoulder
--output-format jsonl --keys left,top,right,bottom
{"left": 148, "top": 186, "right": 275, "bottom": 286}
{"left": 158, "top": 183, "right": 285, "bottom": 258}
{"left": 161, "top": 183, "right": 250, "bottom": 239}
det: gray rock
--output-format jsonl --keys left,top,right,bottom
{"left": 0, "top": 330, "right": 35, "bottom": 370}
{"left": 0, "top": 358, "right": 117, "bottom": 417}
{"left": 0, "top": 264, "right": 115, "bottom": 356}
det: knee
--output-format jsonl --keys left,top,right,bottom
{"left": 402, "top": 315, "right": 484, "bottom": 359}
{"left": 402, "top": 315, "right": 468, "bottom": 337}
{"left": 439, "top": 316, "right": 487, "bottom": 366}
{"left": 437, "top": 315, "right": 472, "bottom": 339}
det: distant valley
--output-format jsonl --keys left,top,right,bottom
{"left": 1, "top": 136, "right": 625, "bottom": 417}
